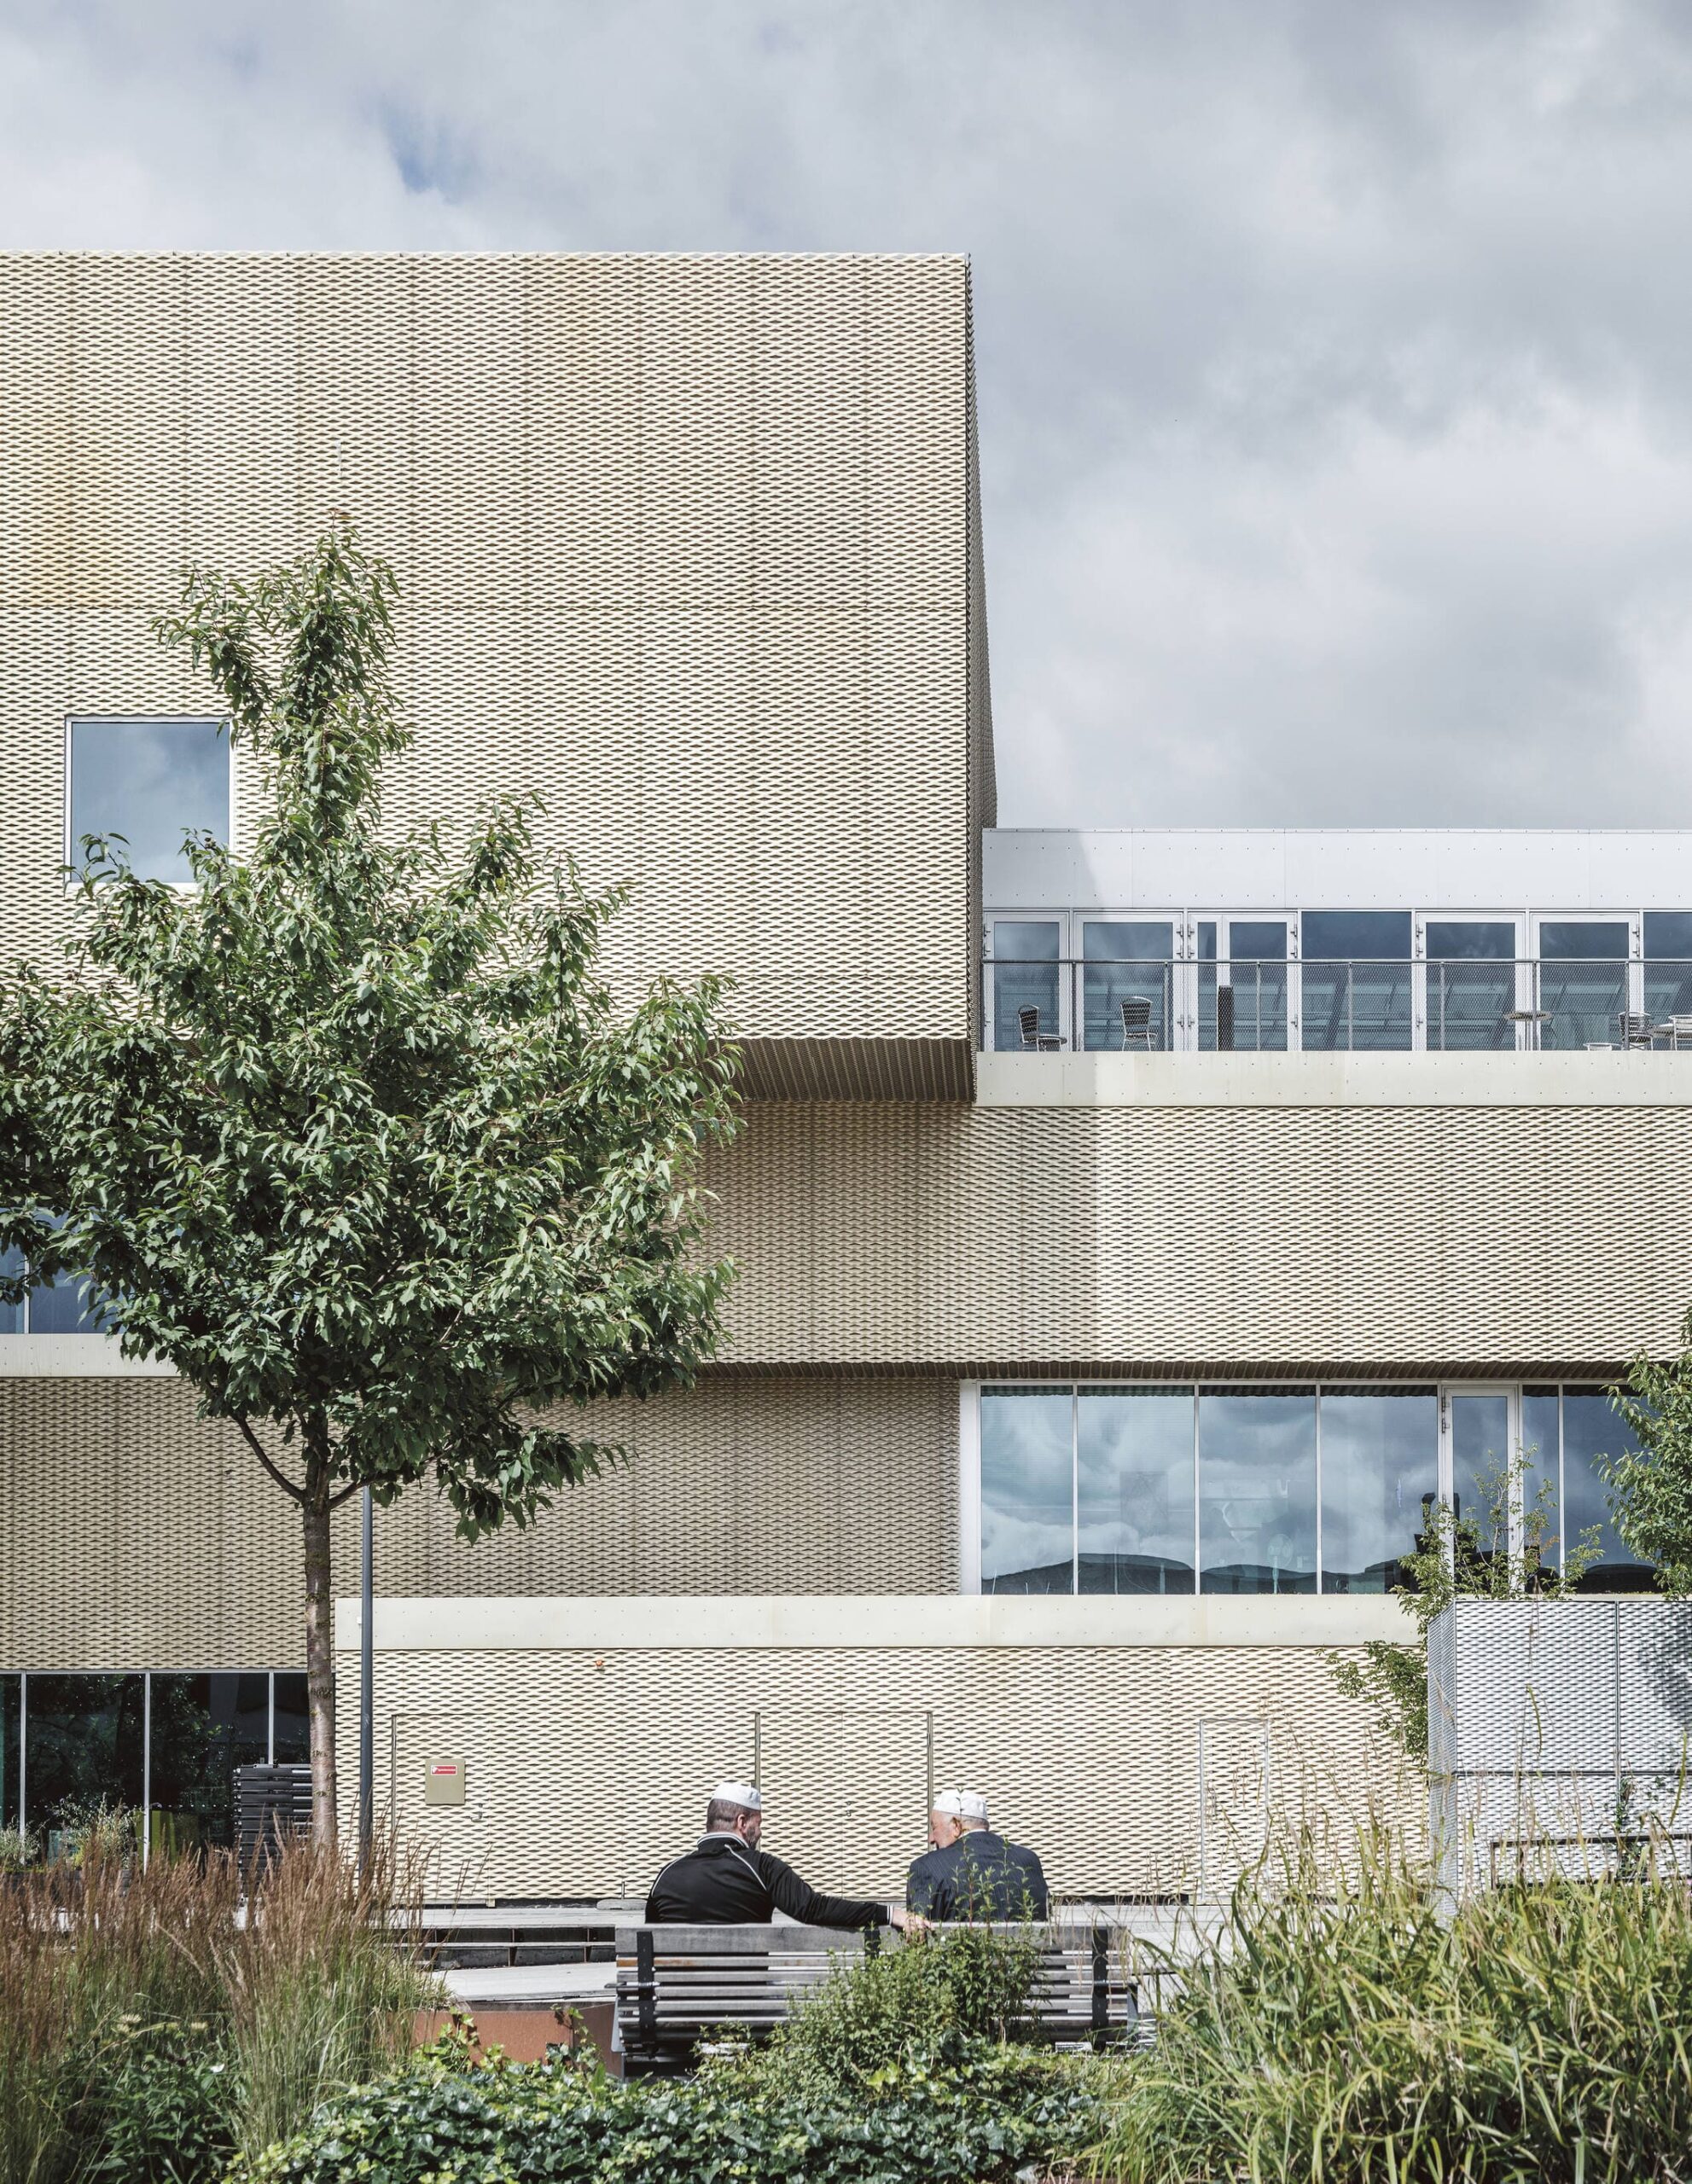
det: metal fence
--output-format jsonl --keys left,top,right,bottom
{"left": 1427, "top": 1597, "right": 1692, "bottom": 1901}
{"left": 986, "top": 957, "right": 1692, "bottom": 1056}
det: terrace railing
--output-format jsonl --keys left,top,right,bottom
{"left": 984, "top": 957, "right": 1692, "bottom": 1055}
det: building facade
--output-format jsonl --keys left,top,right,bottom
{"left": 0, "top": 251, "right": 1683, "bottom": 1897}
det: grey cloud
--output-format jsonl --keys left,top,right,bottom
{"left": 6, "top": 0, "right": 1692, "bottom": 823}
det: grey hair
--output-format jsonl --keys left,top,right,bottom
{"left": 706, "top": 1797, "right": 757, "bottom": 1832}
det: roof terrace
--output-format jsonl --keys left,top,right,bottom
{"left": 982, "top": 828, "right": 1692, "bottom": 1055}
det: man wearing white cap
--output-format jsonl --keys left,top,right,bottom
{"left": 905, "top": 1789, "right": 1049, "bottom": 1921}
{"left": 645, "top": 1780, "right": 916, "bottom": 1931}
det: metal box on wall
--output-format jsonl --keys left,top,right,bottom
{"left": 424, "top": 1756, "right": 467, "bottom": 1808}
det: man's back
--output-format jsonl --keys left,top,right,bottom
{"left": 646, "top": 1833, "right": 887, "bottom": 1929}
{"left": 907, "top": 1829, "right": 1049, "bottom": 1921}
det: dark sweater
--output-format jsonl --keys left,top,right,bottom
{"left": 645, "top": 1833, "right": 889, "bottom": 1928}
{"left": 904, "top": 1830, "right": 1050, "bottom": 1920}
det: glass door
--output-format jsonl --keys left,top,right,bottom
{"left": 986, "top": 915, "right": 1070, "bottom": 1052}
{"left": 1440, "top": 1386, "right": 1519, "bottom": 1564}
{"left": 1192, "top": 916, "right": 1294, "bottom": 1051}
{"left": 1079, "top": 920, "right": 1175, "bottom": 1051}
{"left": 1532, "top": 915, "right": 1636, "bottom": 1051}
{"left": 1422, "top": 918, "right": 1524, "bottom": 1051}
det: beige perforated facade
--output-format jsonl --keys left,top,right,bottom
{"left": 0, "top": 250, "right": 991, "bottom": 1096}
{"left": 333, "top": 1596, "right": 1421, "bottom": 1902}
{"left": 2, "top": 250, "right": 1680, "bottom": 1899}
{"left": 0, "top": 1374, "right": 956, "bottom": 1670}
{"left": 703, "top": 1076, "right": 1692, "bottom": 1377}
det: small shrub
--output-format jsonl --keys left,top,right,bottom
{"left": 81, "top": 2018, "right": 234, "bottom": 2184}
{"left": 716, "top": 1923, "right": 1042, "bottom": 2104}
{"left": 0, "top": 1824, "right": 39, "bottom": 1873}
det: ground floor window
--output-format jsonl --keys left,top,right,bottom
{"left": 971, "top": 1382, "right": 1652, "bottom": 1597}
{"left": 1, "top": 1670, "right": 307, "bottom": 1857}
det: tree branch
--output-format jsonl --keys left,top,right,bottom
{"left": 235, "top": 1414, "right": 306, "bottom": 1504}
{"left": 328, "top": 1478, "right": 363, "bottom": 1511}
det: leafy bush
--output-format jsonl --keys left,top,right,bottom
{"left": 81, "top": 2019, "right": 233, "bottom": 2184}
{"left": 714, "top": 1923, "right": 1043, "bottom": 2105}
{"left": 240, "top": 2019, "right": 1106, "bottom": 2184}
{"left": 1090, "top": 1841, "right": 1692, "bottom": 2182}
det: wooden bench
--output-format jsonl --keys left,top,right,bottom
{"left": 613, "top": 1920, "right": 1138, "bottom": 2076}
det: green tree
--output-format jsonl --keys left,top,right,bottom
{"left": 1604, "top": 1316, "right": 1692, "bottom": 1597}
{"left": 0, "top": 521, "right": 739, "bottom": 1838}
{"left": 1331, "top": 1449, "right": 1601, "bottom": 1763}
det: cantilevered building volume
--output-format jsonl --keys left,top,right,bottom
{"left": 0, "top": 252, "right": 1682, "bottom": 1899}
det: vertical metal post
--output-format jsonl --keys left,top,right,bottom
{"left": 358, "top": 1485, "right": 374, "bottom": 1873}
{"left": 142, "top": 1670, "right": 152, "bottom": 1872}
{"left": 1090, "top": 1922, "right": 1109, "bottom": 2043}
{"left": 18, "top": 1673, "right": 26, "bottom": 1844}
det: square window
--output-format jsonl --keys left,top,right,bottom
{"left": 67, "top": 717, "right": 228, "bottom": 885}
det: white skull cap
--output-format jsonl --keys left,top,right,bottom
{"left": 934, "top": 1788, "right": 990, "bottom": 1821}
{"left": 712, "top": 1780, "right": 762, "bottom": 1811}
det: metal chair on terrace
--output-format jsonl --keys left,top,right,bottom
{"left": 1666, "top": 1014, "right": 1692, "bottom": 1051}
{"left": 1017, "top": 1005, "right": 1064, "bottom": 1053}
{"left": 1119, "top": 996, "right": 1155, "bottom": 1051}
{"left": 1619, "top": 1012, "right": 1659, "bottom": 1051}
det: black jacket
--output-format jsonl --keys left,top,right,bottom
{"left": 645, "top": 1833, "right": 889, "bottom": 1929}
{"left": 904, "top": 1830, "right": 1050, "bottom": 1920}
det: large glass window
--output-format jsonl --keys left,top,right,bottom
{"left": 1319, "top": 1389, "right": 1437, "bottom": 1591}
{"left": 980, "top": 1389, "right": 1073, "bottom": 1591}
{"left": 1199, "top": 1389, "right": 1317, "bottom": 1593}
{"left": 67, "top": 717, "right": 229, "bottom": 886}
{"left": 991, "top": 921, "right": 1061, "bottom": 1053}
{"left": 1449, "top": 1391, "right": 1511, "bottom": 1560}
{"left": 1081, "top": 922, "right": 1173, "bottom": 1053}
{"left": 1077, "top": 1387, "right": 1195, "bottom": 1593}
{"left": 1561, "top": 1391, "right": 1653, "bottom": 1592}
{"left": 273, "top": 1674, "right": 310, "bottom": 1764}
{"left": 1538, "top": 921, "right": 1630, "bottom": 1051}
{"left": 976, "top": 1384, "right": 1648, "bottom": 1597}
{"left": 1521, "top": 1385, "right": 1564, "bottom": 1565}
{"left": 1, "top": 1676, "right": 18, "bottom": 1833}
{"left": 1301, "top": 912, "right": 1413, "bottom": 1053}
{"left": 9, "top": 1671, "right": 308, "bottom": 1855}
{"left": 1426, "top": 921, "right": 1517, "bottom": 1051}
{"left": 1224, "top": 921, "right": 1288, "bottom": 1053}
{"left": 25, "top": 1675, "right": 146, "bottom": 1851}
{"left": 0, "top": 1217, "right": 113, "bottom": 1334}
{"left": 148, "top": 1673, "right": 270, "bottom": 1852}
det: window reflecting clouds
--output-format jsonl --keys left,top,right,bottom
{"left": 68, "top": 717, "right": 228, "bottom": 885}
{"left": 1561, "top": 1391, "right": 1650, "bottom": 1590}
{"left": 1320, "top": 1389, "right": 1436, "bottom": 1592}
{"left": 976, "top": 1383, "right": 1656, "bottom": 1597}
{"left": 1078, "top": 1387, "right": 1194, "bottom": 1593}
{"left": 1199, "top": 1390, "right": 1317, "bottom": 1594}
{"left": 980, "top": 1389, "right": 1073, "bottom": 1592}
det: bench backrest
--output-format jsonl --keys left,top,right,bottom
{"left": 613, "top": 1920, "right": 1137, "bottom": 2059}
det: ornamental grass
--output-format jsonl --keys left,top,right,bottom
{"left": 0, "top": 1829, "right": 433, "bottom": 2184}
{"left": 1090, "top": 1830, "right": 1692, "bottom": 2184}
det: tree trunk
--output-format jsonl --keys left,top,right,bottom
{"left": 302, "top": 1435, "right": 337, "bottom": 1846}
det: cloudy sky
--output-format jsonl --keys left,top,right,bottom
{"left": 6, "top": 0, "right": 1692, "bottom": 827}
